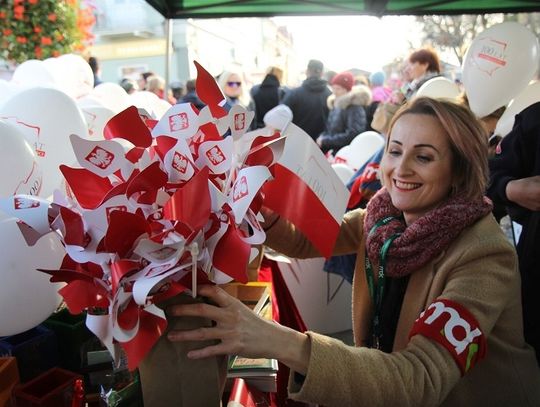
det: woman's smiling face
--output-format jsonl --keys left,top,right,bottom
{"left": 381, "top": 113, "right": 454, "bottom": 225}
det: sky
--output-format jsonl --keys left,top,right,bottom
{"left": 273, "top": 15, "right": 425, "bottom": 73}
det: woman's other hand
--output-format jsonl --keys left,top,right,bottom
{"left": 167, "top": 284, "right": 311, "bottom": 374}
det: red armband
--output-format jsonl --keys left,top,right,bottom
{"left": 409, "top": 298, "right": 487, "bottom": 375}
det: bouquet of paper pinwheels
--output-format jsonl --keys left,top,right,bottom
{"left": 0, "top": 62, "right": 292, "bottom": 370}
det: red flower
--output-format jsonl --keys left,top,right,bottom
{"left": 2, "top": 0, "right": 95, "bottom": 63}
{"left": 52, "top": 50, "right": 61, "bottom": 57}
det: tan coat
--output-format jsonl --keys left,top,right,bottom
{"left": 265, "top": 210, "right": 540, "bottom": 407}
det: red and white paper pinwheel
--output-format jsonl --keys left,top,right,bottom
{"left": 0, "top": 62, "right": 348, "bottom": 370}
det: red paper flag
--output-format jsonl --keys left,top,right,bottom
{"left": 121, "top": 306, "right": 167, "bottom": 371}
{"left": 105, "top": 211, "right": 150, "bottom": 258}
{"left": 261, "top": 124, "right": 348, "bottom": 258}
{"left": 162, "top": 167, "right": 211, "bottom": 233}
{"left": 212, "top": 223, "right": 250, "bottom": 283}
{"left": 60, "top": 165, "right": 114, "bottom": 210}
{"left": 194, "top": 61, "right": 225, "bottom": 110}
{"left": 103, "top": 105, "right": 152, "bottom": 148}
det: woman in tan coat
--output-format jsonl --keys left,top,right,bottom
{"left": 168, "top": 98, "right": 540, "bottom": 406}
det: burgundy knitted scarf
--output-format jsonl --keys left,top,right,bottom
{"left": 364, "top": 188, "right": 493, "bottom": 278}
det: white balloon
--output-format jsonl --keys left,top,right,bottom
{"left": 56, "top": 54, "right": 94, "bottom": 99}
{"left": 152, "top": 98, "right": 173, "bottom": 120}
{"left": 0, "top": 217, "right": 64, "bottom": 336}
{"left": 42, "top": 57, "right": 63, "bottom": 83}
{"left": 129, "top": 91, "right": 161, "bottom": 117}
{"left": 351, "top": 130, "right": 383, "bottom": 147}
{"left": 494, "top": 81, "right": 540, "bottom": 137}
{"left": 91, "top": 83, "right": 131, "bottom": 113}
{"left": 264, "top": 104, "right": 293, "bottom": 131}
{"left": 463, "top": 22, "right": 540, "bottom": 118}
{"left": 11, "top": 60, "right": 57, "bottom": 88}
{"left": 415, "top": 76, "right": 461, "bottom": 100}
{"left": 0, "top": 87, "right": 87, "bottom": 197}
{"left": 77, "top": 94, "right": 106, "bottom": 109}
{"left": 332, "top": 163, "right": 354, "bottom": 185}
{"left": 79, "top": 105, "right": 116, "bottom": 140}
{"left": 334, "top": 145, "right": 352, "bottom": 167}
{"left": 0, "top": 80, "right": 22, "bottom": 110}
{"left": 0, "top": 120, "right": 43, "bottom": 197}
{"left": 347, "top": 131, "right": 385, "bottom": 171}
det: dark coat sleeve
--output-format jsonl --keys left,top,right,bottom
{"left": 281, "top": 88, "right": 297, "bottom": 111}
{"left": 320, "top": 105, "right": 367, "bottom": 152}
{"left": 487, "top": 102, "right": 540, "bottom": 208}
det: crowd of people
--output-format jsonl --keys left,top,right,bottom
{"left": 85, "top": 49, "right": 540, "bottom": 406}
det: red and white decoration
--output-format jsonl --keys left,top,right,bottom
{"left": 0, "top": 62, "right": 348, "bottom": 370}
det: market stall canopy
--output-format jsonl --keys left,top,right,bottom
{"left": 145, "top": 0, "right": 540, "bottom": 19}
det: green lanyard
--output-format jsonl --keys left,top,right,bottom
{"left": 365, "top": 216, "right": 401, "bottom": 350}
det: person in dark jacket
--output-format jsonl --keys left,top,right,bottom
{"left": 487, "top": 101, "right": 540, "bottom": 364}
{"left": 88, "top": 56, "right": 102, "bottom": 87}
{"left": 250, "top": 66, "right": 286, "bottom": 129}
{"left": 317, "top": 71, "right": 372, "bottom": 154}
{"left": 179, "top": 79, "right": 205, "bottom": 110}
{"left": 281, "top": 59, "right": 332, "bottom": 141}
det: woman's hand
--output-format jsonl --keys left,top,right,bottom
{"left": 167, "top": 285, "right": 269, "bottom": 359}
{"left": 167, "top": 284, "right": 311, "bottom": 374}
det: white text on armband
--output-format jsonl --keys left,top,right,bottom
{"left": 409, "top": 298, "right": 487, "bottom": 375}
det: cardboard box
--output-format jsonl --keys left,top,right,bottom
{"left": 12, "top": 367, "right": 82, "bottom": 407}
{"left": 0, "top": 357, "right": 19, "bottom": 407}
{"left": 222, "top": 282, "right": 271, "bottom": 316}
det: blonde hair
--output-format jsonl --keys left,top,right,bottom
{"left": 216, "top": 70, "right": 248, "bottom": 106}
{"left": 372, "top": 102, "right": 400, "bottom": 134}
{"left": 217, "top": 70, "right": 241, "bottom": 91}
{"left": 146, "top": 75, "right": 165, "bottom": 93}
{"left": 387, "top": 97, "right": 488, "bottom": 200}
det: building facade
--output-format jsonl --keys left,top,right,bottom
{"left": 90, "top": 0, "right": 298, "bottom": 89}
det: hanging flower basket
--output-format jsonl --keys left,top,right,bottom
{"left": 0, "top": 0, "right": 95, "bottom": 63}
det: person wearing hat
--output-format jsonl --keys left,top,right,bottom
{"left": 281, "top": 59, "right": 332, "bottom": 141}
{"left": 170, "top": 81, "right": 185, "bottom": 101}
{"left": 119, "top": 77, "right": 138, "bottom": 94}
{"left": 369, "top": 71, "right": 392, "bottom": 104}
{"left": 365, "top": 71, "right": 393, "bottom": 131}
{"left": 317, "top": 71, "right": 372, "bottom": 154}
